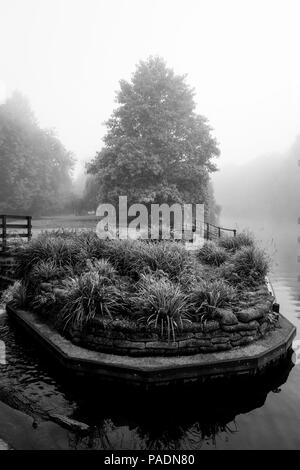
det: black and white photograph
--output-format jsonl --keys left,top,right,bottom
{"left": 0, "top": 0, "right": 299, "bottom": 453}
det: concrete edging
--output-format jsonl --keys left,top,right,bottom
{"left": 6, "top": 305, "right": 296, "bottom": 385}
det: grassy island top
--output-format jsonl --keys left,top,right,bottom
{"left": 3, "top": 231, "right": 274, "bottom": 345}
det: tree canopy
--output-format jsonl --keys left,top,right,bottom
{"left": 88, "top": 56, "right": 220, "bottom": 211}
{"left": 0, "top": 92, "right": 74, "bottom": 215}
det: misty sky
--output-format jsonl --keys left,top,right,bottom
{"left": 1, "top": 0, "right": 300, "bottom": 176}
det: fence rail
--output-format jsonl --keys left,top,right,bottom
{"left": 204, "top": 222, "right": 236, "bottom": 241}
{"left": 0, "top": 215, "right": 32, "bottom": 251}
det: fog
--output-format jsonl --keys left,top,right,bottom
{"left": 213, "top": 135, "right": 300, "bottom": 228}
{"left": 1, "top": 0, "right": 300, "bottom": 227}
{"left": 1, "top": 0, "right": 300, "bottom": 180}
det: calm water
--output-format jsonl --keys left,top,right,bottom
{"left": 0, "top": 220, "right": 300, "bottom": 450}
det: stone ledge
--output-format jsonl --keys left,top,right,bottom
{"left": 6, "top": 305, "right": 296, "bottom": 385}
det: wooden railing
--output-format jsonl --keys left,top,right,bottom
{"left": 0, "top": 215, "right": 32, "bottom": 251}
{"left": 204, "top": 222, "right": 236, "bottom": 241}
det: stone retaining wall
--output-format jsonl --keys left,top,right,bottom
{"left": 67, "top": 304, "right": 278, "bottom": 357}
{"left": 36, "top": 278, "right": 279, "bottom": 357}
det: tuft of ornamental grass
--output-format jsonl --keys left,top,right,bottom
{"left": 217, "top": 232, "right": 254, "bottom": 252}
{"left": 40, "top": 229, "right": 108, "bottom": 259}
{"left": 188, "top": 279, "right": 237, "bottom": 322}
{"left": 85, "top": 258, "right": 117, "bottom": 282}
{"left": 60, "top": 271, "right": 125, "bottom": 330}
{"left": 104, "top": 239, "right": 150, "bottom": 279}
{"left": 31, "top": 290, "right": 57, "bottom": 315}
{"left": 178, "top": 259, "right": 205, "bottom": 292}
{"left": 197, "top": 241, "right": 228, "bottom": 266}
{"left": 147, "top": 241, "right": 191, "bottom": 280}
{"left": 132, "top": 274, "right": 190, "bottom": 341}
{"left": 76, "top": 231, "right": 108, "bottom": 259}
{"left": 1, "top": 281, "right": 27, "bottom": 309}
{"left": 15, "top": 235, "right": 86, "bottom": 279}
{"left": 103, "top": 239, "right": 191, "bottom": 280}
{"left": 28, "top": 259, "right": 67, "bottom": 286}
{"left": 220, "top": 245, "right": 270, "bottom": 287}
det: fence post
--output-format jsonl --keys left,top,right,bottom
{"left": 27, "top": 216, "right": 32, "bottom": 241}
{"left": 218, "top": 227, "right": 221, "bottom": 238}
{"left": 206, "top": 223, "right": 210, "bottom": 240}
{"left": 233, "top": 229, "right": 237, "bottom": 237}
{"left": 2, "top": 215, "right": 6, "bottom": 251}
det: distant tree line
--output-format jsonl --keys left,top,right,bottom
{"left": 0, "top": 92, "right": 73, "bottom": 215}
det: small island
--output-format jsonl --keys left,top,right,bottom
{"left": 5, "top": 230, "right": 282, "bottom": 362}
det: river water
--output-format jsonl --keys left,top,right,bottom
{"left": 0, "top": 219, "right": 300, "bottom": 450}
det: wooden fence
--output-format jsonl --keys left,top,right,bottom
{"left": 0, "top": 215, "right": 32, "bottom": 251}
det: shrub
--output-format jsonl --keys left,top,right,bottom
{"left": 1, "top": 281, "right": 27, "bottom": 308}
{"left": 218, "top": 232, "right": 254, "bottom": 252}
{"left": 132, "top": 274, "right": 190, "bottom": 341}
{"left": 221, "top": 245, "right": 270, "bottom": 287}
{"left": 60, "top": 271, "right": 124, "bottom": 330}
{"left": 197, "top": 241, "right": 228, "bottom": 266}
{"left": 189, "top": 279, "right": 237, "bottom": 322}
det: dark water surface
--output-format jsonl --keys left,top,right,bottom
{"left": 0, "top": 219, "right": 300, "bottom": 450}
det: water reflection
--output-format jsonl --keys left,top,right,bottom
{"left": 63, "top": 357, "right": 294, "bottom": 450}
{"left": 0, "top": 219, "right": 300, "bottom": 449}
{"left": 0, "top": 307, "right": 295, "bottom": 449}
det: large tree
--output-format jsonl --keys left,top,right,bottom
{"left": 88, "top": 56, "right": 220, "bottom": 212}
{"left": 0, "top": 92, "right": 74, "bottom": 215}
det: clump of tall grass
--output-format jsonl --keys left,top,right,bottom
{"left": 104, "top": 239, "right": 149, "bottom": 279}
{"left": 220, "top": 245, "right": 270, "bottom": 287}
{"left": 188, "top": 279, "right": 237, "bottom": 322}
{"left": 132, "top": 274, "right": 190, "bottom": 341}
{"left": 103, "top": 239, "right": 191, "bottom": 280}
{"left": 147, "top": 241, "right": 191, "bottom": 280}
{"left": 1, "top": 281, "right": 27, "bottom": 309}
{"left": 178, "top": 259, "right": 205, "bottom": 292}
{"left": 28, "top": 260, "right": 67, "bottom": 286}
{"left": 31, "top": 291, "right": 57, "bottom": 315}
{"left": 60, "top": 271, "right": 125, "bottom": 330}
{"left": 76, "top": 231, "right": 108, "bottom": 259}
{"left": 217, "top": 232, "right": 254, "bottom": 252}
{"left": 15, "top": 232, "right": 192, "bottom": 283}
{"left": 85, "top": 258, "right": 117, "bottom": 282}
{"left": 40, "top": 229, "right": 108, "bottom": 259}
{"left": 197, "top": 241, "right": 228, "bottom": 266}
{"left": 15, "top": 235, "right": 86, "bottom": 279}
